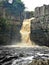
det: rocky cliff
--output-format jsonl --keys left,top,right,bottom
{"left": 30, "top": 5, "right": 49, "bottom": 46}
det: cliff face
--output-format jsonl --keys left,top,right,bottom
{"left": 0, "top": 19, "right": 23, "bottom": 45}
{"left": 30, "top": 5, "right": 49, "bottom": 46}
{"left": 0, "top": 6, "right": 24, "bottom": 45}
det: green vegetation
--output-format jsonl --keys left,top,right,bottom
{"left": 0, "top": 17, "right": 8, "bottom": 44}
{"left": 0, "top": 0, "right": 25, "bottom": 45}
{"left": 0, "top": 17, "right": 6, "bottom": 32}
{"left": 3, "top": 0, "right": 25, "bottom": 17}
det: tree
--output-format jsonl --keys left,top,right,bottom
{"left": 0, "top": 0, "right": 25, "bottom": 45}
{"left": 3, "top": 0, "right": 25, "bottom": 17}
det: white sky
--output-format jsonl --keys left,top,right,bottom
{"left": 21, "top": 0, "right": 49, "bottom": 11}
{"left": 9, "top": 0, "right": 49, "bottom": 11}
{"left": 8, "top": 0, "right": 13, "bottom": 4}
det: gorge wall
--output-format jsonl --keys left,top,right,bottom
{"left": 0, "top": 6, "right": 24, "bottom": 45}
{"left": 1, "top": 4, "right": 49, "bottom": 47}
{"left": 30, "top": 5, "right": 49, "bottom": 46}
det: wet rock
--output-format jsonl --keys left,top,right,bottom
{"left": 29, "top": 59, "right": 49, "bottom": 65}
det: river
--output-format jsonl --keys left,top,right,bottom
{"left": 0, "top": 47, "right": 49, "bottom": 65}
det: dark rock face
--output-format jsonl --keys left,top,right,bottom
{"left": 8, "top": 21, "right": 22, "bottom": 44}
{"left": 30, "top": 5, "right": 49, "bottom": 46}
{"left": 0, "top": 20, "right": 23, "bottom": 45}
{"left": 0, "top": 6, "right": 24, "bottom": 45}
{"left": 34, "top": 5, "right": 49, "bottom": 18}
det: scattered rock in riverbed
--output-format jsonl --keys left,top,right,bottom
{"left": 29, "top": 59, "right": 49, "bottom": 65}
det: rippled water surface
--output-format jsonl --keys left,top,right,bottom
{"left": 0, "top": 47, "right": 49, "bottom": 65}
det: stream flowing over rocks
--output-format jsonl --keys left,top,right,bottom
{"left": 0, "top": 47, "right": 49, "bottom": 65}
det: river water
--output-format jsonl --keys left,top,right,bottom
{"left": 0, "top": 18, "right": 49, "bottom": 65}
{"left": 0, "top": 47, "right": 49, "bottom": 65}
{"left": 12, "top": 56, "right": 34, "bottom": 65}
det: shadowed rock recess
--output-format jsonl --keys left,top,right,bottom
{"left": 30, "top": 5, "right": 49, "bottom": 46}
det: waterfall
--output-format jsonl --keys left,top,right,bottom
{"left": 19, "top": 18, "right": 35, "bottom": 47}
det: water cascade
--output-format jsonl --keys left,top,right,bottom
{"left": 19, "top": 18, "right": 35, "bottom": 47}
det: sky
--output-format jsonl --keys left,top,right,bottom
{"left": 8, "top": 0, "right": 13, "bottom": 4}
{"left": 9, "top": 0, "right": 49, "bottom": 11}
{"left": 21, "top": 0, "right": 49, "bottom": 11}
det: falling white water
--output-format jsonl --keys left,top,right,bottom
{"left": 3, "top": 17, "right": 38, "bottom": 47}
{"left": 19, "top": 18, "right": 35, "bottom": 47}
